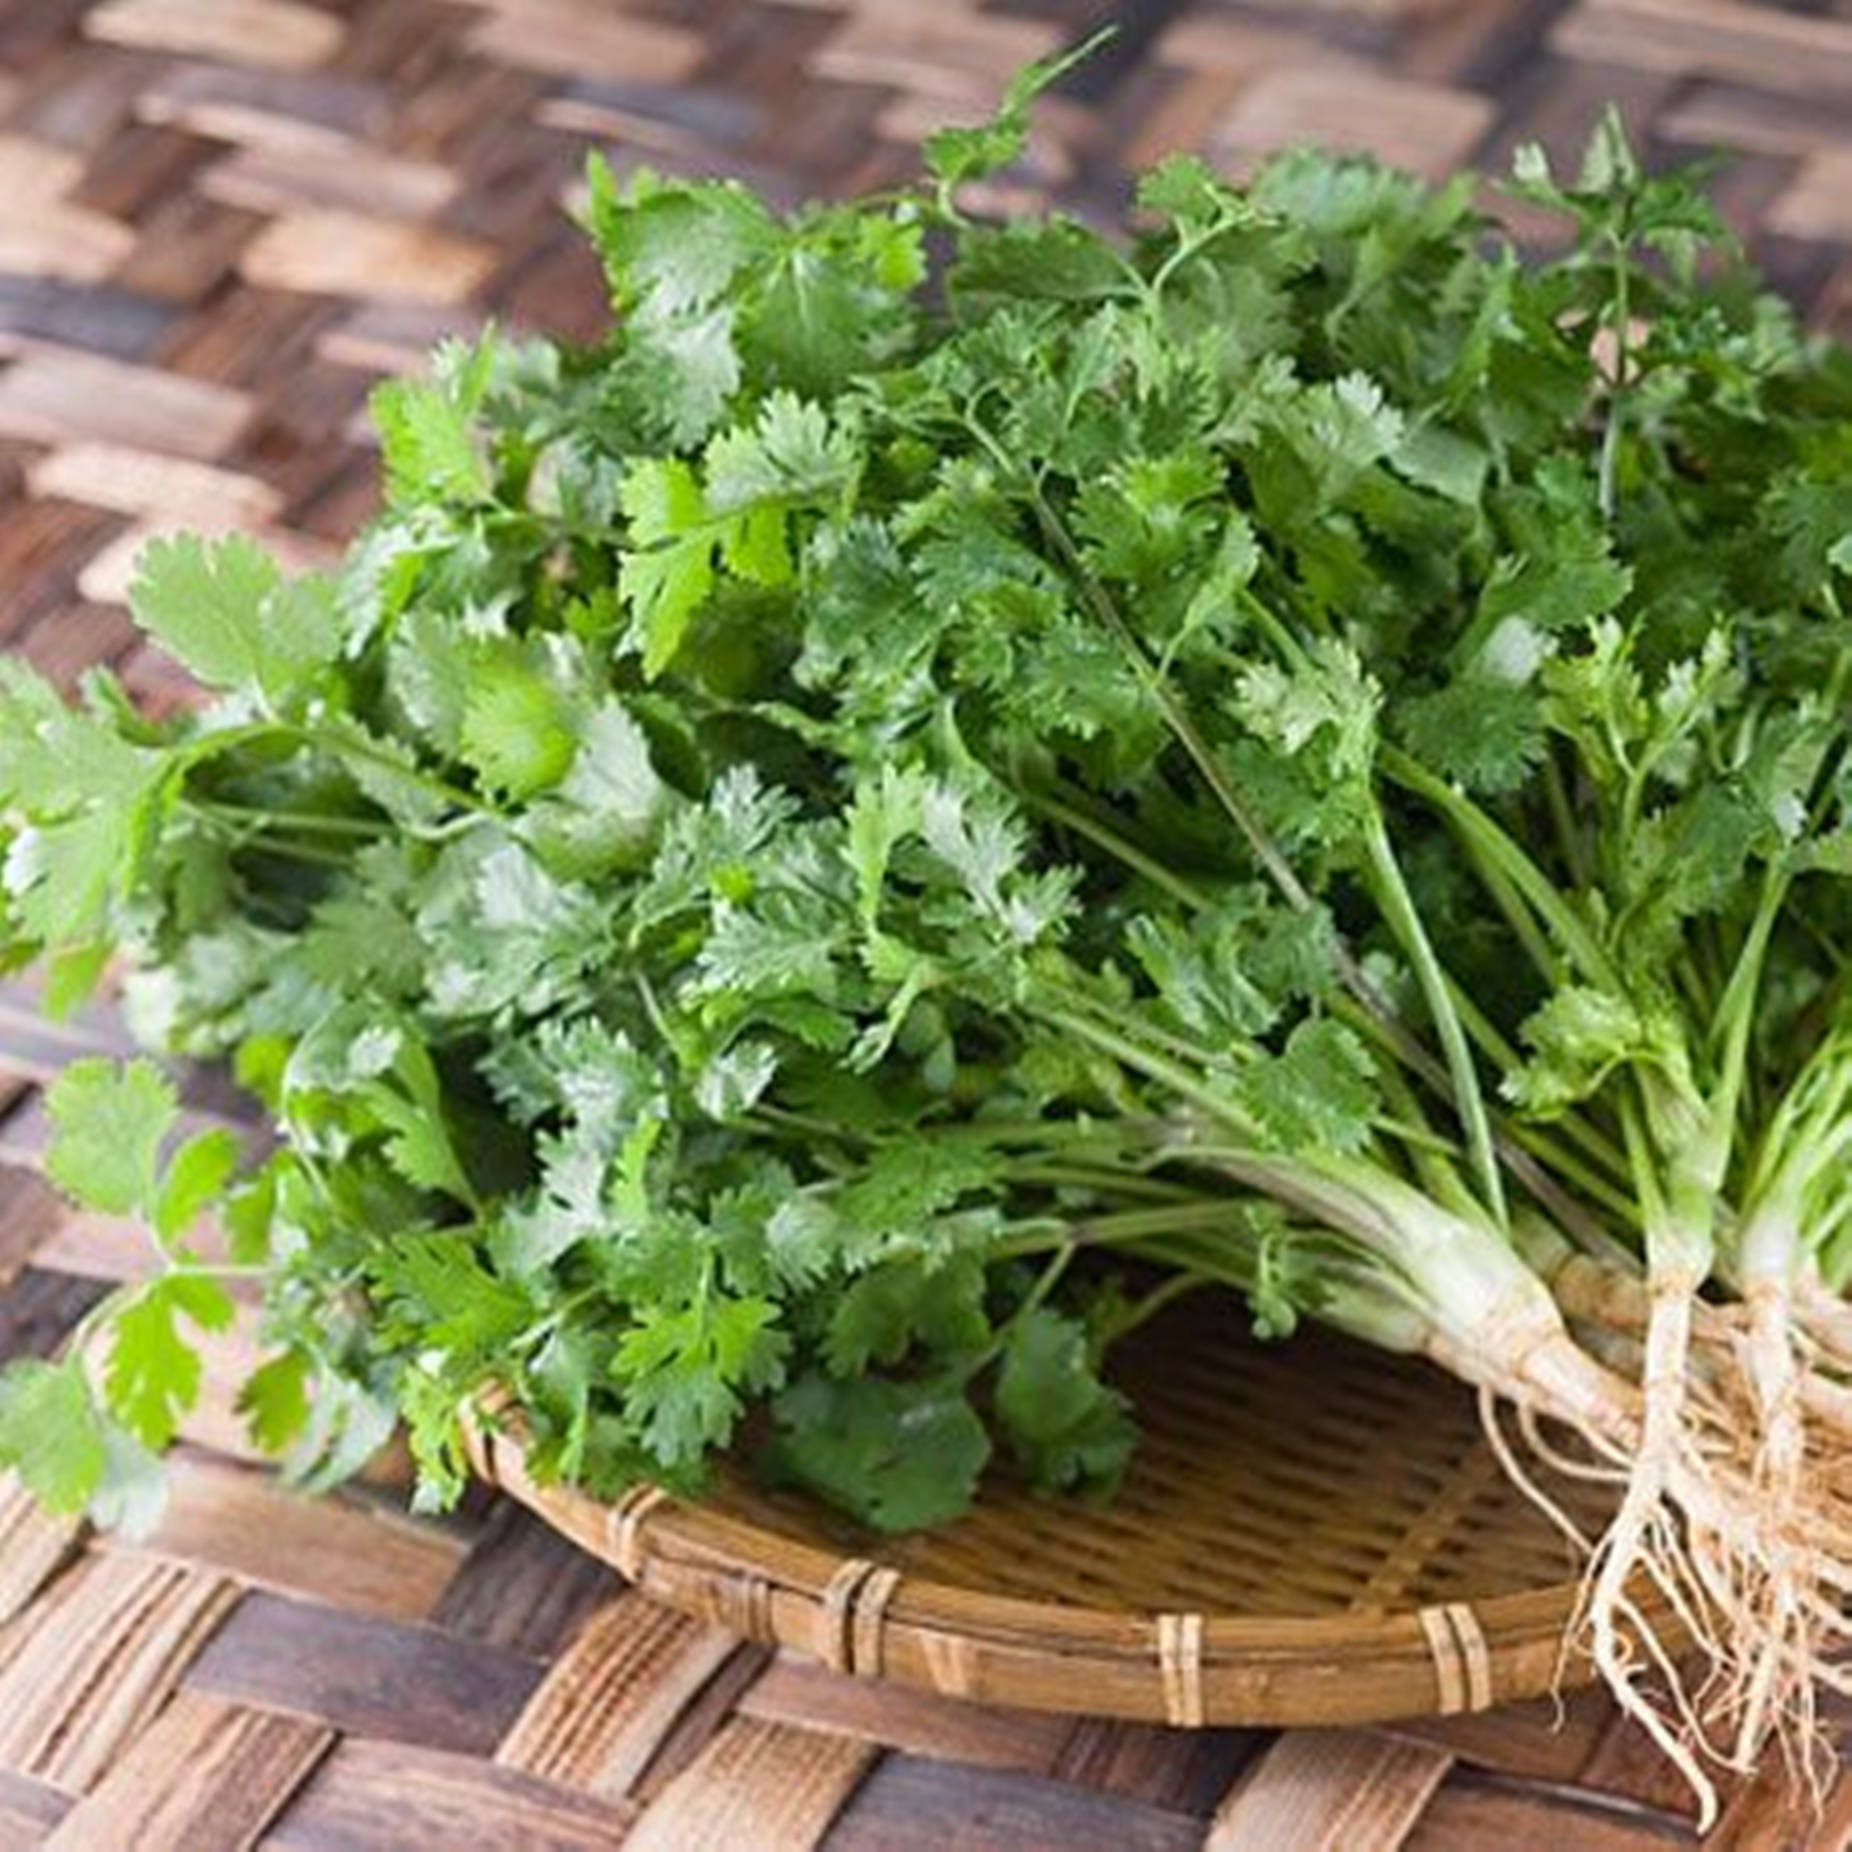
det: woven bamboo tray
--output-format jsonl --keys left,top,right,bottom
{"left": 467, "top": 1297, "right": 1626, "bottom": 1732}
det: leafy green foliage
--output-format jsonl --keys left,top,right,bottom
{"left": 0, "top": 1360, "right": 106, "bottom": 1513}
{"left": 613, "top": 1289, "right": 787, "bottom": 1466}
{"left": 106, "top": 1274, "right": 235, "bottom": 1451}
{"left": 45, "top": 1058, "right": 176, "bottom": 1216}
{"left": 994, "top": 1307, "right": 1134, "bottom": 1495}
{"left": 923, "top": 31, "right": 1109, "bottom": 199}
{"left": 371, "top": 329, "right": 498, "bottom": 507}
{"left": 617, "top": 393, "right": 853, "bottom": 677}
{"left": 129, "top": 534, "right": 342, "bottom": 704}
{"left": 0, "top": 91, "right": 1847, "bottom": 1545}
{"left": 766, "top": 1375, "right": 991, "bottom": 1531}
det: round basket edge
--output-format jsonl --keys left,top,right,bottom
{"left": 462, "top": 1405, "right": 1634, "bottom": 1730}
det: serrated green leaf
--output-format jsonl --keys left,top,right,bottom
{"left": 619, "top": 459, "right": 715, "bottom": 678}
{"left": 994, "top": 1306, "right": 1133, "bottom": 1495}
{"left": 585, "top": 163, "right": 776, "bottom": 315}
{"left": 767, "top": 1374, "right": 990, "bottom": 1531}
{"left": 703, "top": 393, "right": 856, "bottom": 512}
{"left": 923, "top": 29, "right": 1109, "bottom": 193}
{"left": 458, "top": 659, "right": 576, "bottom": 801}
{"left": 41, "top": 940, "right": 112, "bottom": 1019}
{"left": 6, "top": 809, "right": 131, "bottom": 947}
{"left": 0, "top": 661, "right": 153, "bottom": 814}
{"left": 45, "top": 1057, "right": 178, "bottom": 1217}
{"left": 1236, "top": 1019, "right": 1381, "bottom": 1155}
{"left": 130, "top": 534, "right": 342, "bottom": 703}
{"left": 153, "top": 1127, "right": 242, "bottom": 1250}
{"left": 371, "top": 329, "right": 496, "bottom": 507}
{"left": 0, "top": 1359, "right": 106, "bottom": 1513}
{"left": 105, "top": 1275, "right": 235, "bottom": 1452}
{"left": 613, "top": 1291, "right": 788, "bottom": 1467}
{"left": 824, "top": 1255, "right": 989, "bottom": 1376}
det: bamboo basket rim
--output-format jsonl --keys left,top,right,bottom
{"left": 467, "top": 1411, "right": 1587, "bottom": 1654}
{"left": 462, "top": 1316, "right": 1671, "bottom": 1730}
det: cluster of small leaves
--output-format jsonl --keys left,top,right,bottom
{"left": 1, "top": 73, "right": 1847, "bottom": 1535}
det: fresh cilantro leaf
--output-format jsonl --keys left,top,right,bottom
{"left": 923, "top": 29, "right": 1111, "bottom": 195}
{"left": 994, "top": 1306, "right": 1134, "bottom": 1495}
{"left": 619, "top": 459, "right": 716, "bottom": 677}
{"left": 704, "top": 392, "right": 856, "bottom": 511}
{"left": 7, "top": 809, "right": 137, "bottom": 948}
{"left": 370, "top": 1234, "right": 530, "bottom": 1358}
{"left": 585, "top": 162, "right": 777, "bottom": 316}
{"left": 523, "top": 699, "right": 668, "bottom": 879}
{"left": 1505, "top": 986, "right": 1662, "bottom": 1117}
{"left": 825, "top": 1255, "right": 990, "bottom": 1375}
{"left": 1236, "top": 1019, "right": 1381, "bottom": 1155}
{"left": 105, "top": 1274, "right": 235, "bottom": 1451}
{"left": 130, "top": 535, "right": 343, "bottom": 704}
{"left": 152, "top": 1128, "right": 243, "bottom": 1250}
{"left": 1398, "top": 676, "right": 1545, "bottom": 795}
{"left": 0, "top": 661, "right": 153, "bottom": 813}
{"left": 613, "top": 1291, "right": 788, "bottom": 1466}
{"left": 45, "top": 1057, "right": 178, "bottom": 1217}
{"left": 0, "top": 1359, "right": 106, "bottom": 1513}
{"left": 766, "top": 1374, "right": 990, "bottom": 1531}
{"left": 238, "top": 1349, "right": 313, "bottom": 1454}
{"left": 458, "top": 658, "right": 576, "bottom": 801}
{"left": 371, "top": 328, "right": 497, "bottom": 506}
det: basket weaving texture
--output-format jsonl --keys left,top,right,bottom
{"left": 6, "top": 1, "right": 1852, "bottom": 1846}
{"left": 463, "top": 1307, "right": 1626, "bottom": 1732}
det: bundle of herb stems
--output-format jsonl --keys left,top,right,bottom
{"left": 0, "top": 47, "right": 1848, "bottom": 1818}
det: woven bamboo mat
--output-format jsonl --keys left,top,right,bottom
{"left": 4, "top": 2, "right": 1852, "bottom": 1847}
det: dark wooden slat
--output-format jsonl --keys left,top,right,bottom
{"left": 1206, "top": 1731, "right": 1453, "bottom": 1849}
{"left": 0, "top": 0, "right": 88, "bottom": 67}
{"left": 0, "top": 1095, "right": 53, "bottom": 1169}
{"left": 629, "top": 1641, "right": 776, "bottom": 1803}
{"left": 185, "top": 1590, "right": 544, "bottom": 1756}
{"left": 429, "top": 1501, "right": 620, "bottom": 1660}
{"left": 0, "top": 498, "right": 122, "bottom": 638}
{"left": 65, "top": 119, "right": 214, "bottom": 222}
{"left": 823, "top": 1755, "right": 1206, "bottom": 1852}
{"left": 135, "top": 60, "right": 390, "bottom": 142}
{"left": 17, "top": 599, "right": 138, "bottom": 690}
{"left": 2, "top": 36, "right": 160, "bottom": 154}
{"left": 0, "top": 1165, "right": 62, "bottom": 1280}
{"left": 1052, "top": 1717, "right": 1263, "bottom": 1816}
{"left": 264, "top": 1737, "right": 636, "bottom": 1852}
{"left": 1052, "top": 0, "right": 1190, "bottom": 105}
{"left": 1404, "top": 1768, "right": 1697, "bottom": 1850}
{"left": 0, "top": 277, "right": 175, "bottom": 360}
{"left": 1579, "top": 1702, "right": 1712, "bottom": 1820}
{"left": 0, "top": 1265, "right": 110, "bottom": 1358}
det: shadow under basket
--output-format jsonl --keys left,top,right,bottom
{"left": 463, "top": 1294, "right": 1625, "bottom": 1729}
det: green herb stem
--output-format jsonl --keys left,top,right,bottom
{"left": 1380, "top": 744, "right": 1618, "bottom": 990}
{"left": 1362, "top": 807, "right": 1507, "bottom": 1231}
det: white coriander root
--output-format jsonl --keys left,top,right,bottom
{"left": 1433, "top": 1291, "right": 1849, "bottom": 1829}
